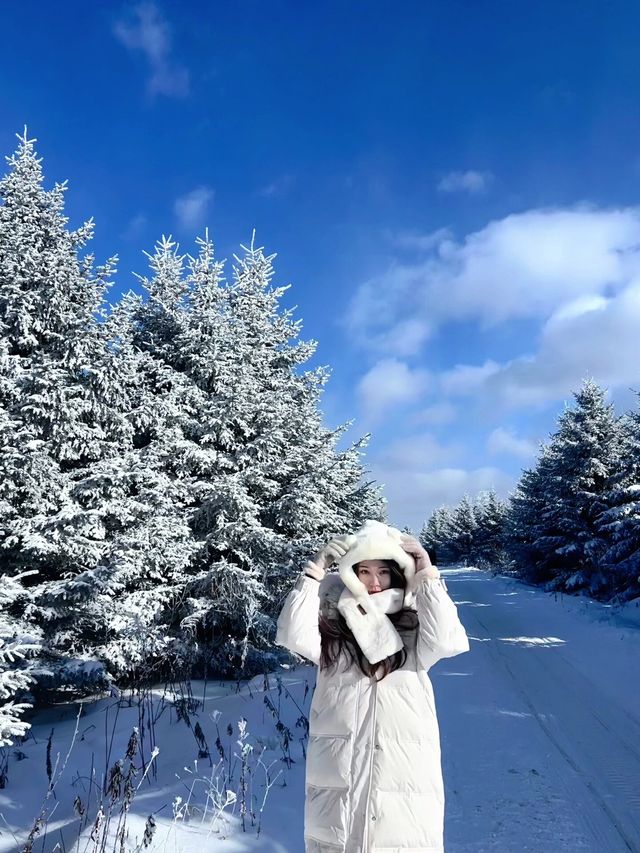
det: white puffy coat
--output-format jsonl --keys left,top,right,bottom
{"left": 276, "top": 569, "right": 470, "bottom": 853}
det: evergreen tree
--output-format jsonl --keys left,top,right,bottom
{"left": 175, "top": 236, "right": 384, "bottom": 674}
{"left": 1, "top": 130, "right": 386, "bottom": 687}
{"left": 61, "top": 234, "right": 383, "bottom": 680}
{"left": 56, "top": 236, "right": 218, "bottom": 681}
{"left": 0, "top": 131, "right": 133, "bottom": 692}
{"left": 0, "top": 572, "right": 40, "bottom": 746}
{"left": 0, "top": 131, "right": 125, "bottom": 579}
{"left": 506, "top": 381, "right": 621, "bottom": 596}
{"left": 598, "top": 400, "right": 640, "bottom": 599}
{"left": 449, "top": 495, "right": 478, "bottom": 564}
{"left": 505, "top": 451, "right": 556, "bottom": 584}
{"left": 420, "top": 506, "right": 455, "bottom": 564}
{"left": 474, "top": 490, "right": 508, "bottom": 567}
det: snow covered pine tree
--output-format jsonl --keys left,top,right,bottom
{"left": 598, "top": 393, "right": 640, "bottom": 600}
{"left": 124, "top": 233, "right": 385, "bottom": 676}
{"left": 506, "top": 380, "right": 621, "bottom": 597}
{"left": 0, "top": 130, "right": 127, "bottom": 696}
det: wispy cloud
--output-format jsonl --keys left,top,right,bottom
{"left": 437, "top": 170, "right": 492, "bottom": 194}
{"left": 385, "top": 227, "right": 453, "bottom": 252}
{"left": 120, "top": 212, "right": 147, "bottom": 242}
{"left": 344, "top": 262, "right": 434, "bottom": 357}
{"left": 356, "top": 358, "right": 430, "bottom": 423}
{"left": 487, "top": 427, "right": 539, "bottom": 460}
{"left": 174, "top": 187, "right": 214, "bottom": 231}
{"left": 258, "top": 174, "right": 295, "bottom": 198}
{"left": 441, "top": 361, "right": 501, "bottom": 396}
{"left": 377, "top": 432, "right": 461, "bottom": 470}
{"left": 408, "top": 402, "right": 458, "bottom": 427}
{"left": 114, "top": 3, "right": 189, "bottom": 98}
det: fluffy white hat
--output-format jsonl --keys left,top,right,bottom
{"left": 337, "top": 519, "right": 416, "bottom": 610}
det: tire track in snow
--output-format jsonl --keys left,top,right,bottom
{"left": 469, "top": 587, "right": 640, "bottom": 853}
{"left": 439, "top": 573, "right": 597, "bottom": 852}
{"left": 481, "top": 629, "right": 639, "bottom": 852}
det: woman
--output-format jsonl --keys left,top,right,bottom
{"left": 276, "top": 519, "right": 470, "bottom": 853}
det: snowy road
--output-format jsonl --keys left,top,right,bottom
{"left": 436, "top": 568, "right": 640, "bottom": 853}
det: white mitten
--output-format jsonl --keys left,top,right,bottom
{"left": 309, "top": 535, "right": 356, "bottom": 579}
{"left": 303, "top": 559, "right": 326, "bottom": 582}
{"left": 398, "top": 533, "right": 440, "bottom": 590}
{"left": 410, "top": 564, "right": 441, "bottom": 592}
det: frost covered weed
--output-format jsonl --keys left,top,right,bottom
{"left": 169, "top": 714, "right": 283, "bottom": 842}
{"left": 0, "top": 747, "right": 8, "bottom": 788}
{"left": 82, "top": 728, "right": 159, "bottom": 853}
{"left": 21, "top": 705, "right": 83, "bottom": 852}
{"left": 167, "top": 680, "right": 213, "bottom": 765}
{"left": 119, "top": 683, "right": 162, "bottom": 786}
{"left": 168, "top": 680, "right": 201, "bottom": 726}
{"left": 14, "top": 673, "right": 311, "bottom": 850}
{"left": 262, "top": 672, "right": 310, "bottom": 767}
{"left": 161, "top": 674, "right": 313, "bottom": 842}
{"left": 16, "top": 692, "right": 158, "bottom": 853}
{"left": 210, "top": 710, "right": 237, "bottom": 789}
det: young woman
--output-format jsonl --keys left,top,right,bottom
{"left": 276, "top": 519, "right": 470, "bottom": 853}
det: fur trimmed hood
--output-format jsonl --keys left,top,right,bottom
{"left": 336, "top": 519, "right": 416, "bottom": 610}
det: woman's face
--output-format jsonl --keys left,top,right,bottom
{"left": 355, "top": 560, "right": 392, "bottom": 594}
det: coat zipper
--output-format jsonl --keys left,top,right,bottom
{"left": 362, "top": 675, "right": 378, "bottom": 852}
{"left": 348, "top": 676, "right": 362, "bottom": 844}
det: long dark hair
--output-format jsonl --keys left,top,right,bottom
{"left": 319, "top": 559, "right": 418, "bottom": 682}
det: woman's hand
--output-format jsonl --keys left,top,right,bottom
{"left": 399, "top": 533, "right": 440, "bottom": 579}
{"left": 306, "top": 535, "right": 354, "bottom": 581}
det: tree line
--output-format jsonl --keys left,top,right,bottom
{"left": 420, "top": 380, "right": 640, "bottom": 604}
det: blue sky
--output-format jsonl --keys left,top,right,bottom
{"left": 2, "top": 0, "right": 640, "bottom": 530}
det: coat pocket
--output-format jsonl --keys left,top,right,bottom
{"left": 305, "top": 733, "right": 352, "bottom": 790}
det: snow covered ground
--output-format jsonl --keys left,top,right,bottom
{"left": 441, "top": 567, "right": 640, "bottom": 853}
{"left": 1, "top": 566, "right": 639, "bottom": 853}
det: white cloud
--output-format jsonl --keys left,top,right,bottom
{"left": 543, "top": 294, "right": 608, "bottom": 332}
{"left": 367, "top": 426, "right": 513, "bottom": 531}
{"left": 377, "top": 433, "right": 461, "bottom": 470}
{"left": 409, "top": 402, "right": 458, "bottom": 427}
{"left": 114, "top": 3, "right": 189, "bottom": 98}
{"left": 345, "top": 206, "right": 640, "bottom": 365}
{"left": 487, "top": 427, "right": 539, "bottom": 461}
{"left": 356, "top": 359, "right": 430, "bottom": 422}
{"left": 343, "top": 205, "right": 640, "bottom": 420}
{"left": 445, "top": 281, "right": 640, "bottom": 409}
{"left": 343, "top": 261, "right": 434, "bottom": 355}
{"left": 174, "top": 187, "right": 214, "bottom": 231}
{"left": 441, "top": 361, "right": 501, "bottom": 396}
{"left": 377, "top": 318, "right": 432, "bottom": 357}
{"left": 437, "top": 170, "right": 492, "bottom": 194}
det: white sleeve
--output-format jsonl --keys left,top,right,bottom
{"left": 275, "top": 573, "right": 321, "bottom": 666}
{"left": 414, "top": 571, "right": 470, "bottom": 672}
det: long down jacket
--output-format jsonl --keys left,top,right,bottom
{"left": 275, "top": 569, "right": 470, "bottom": 853}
